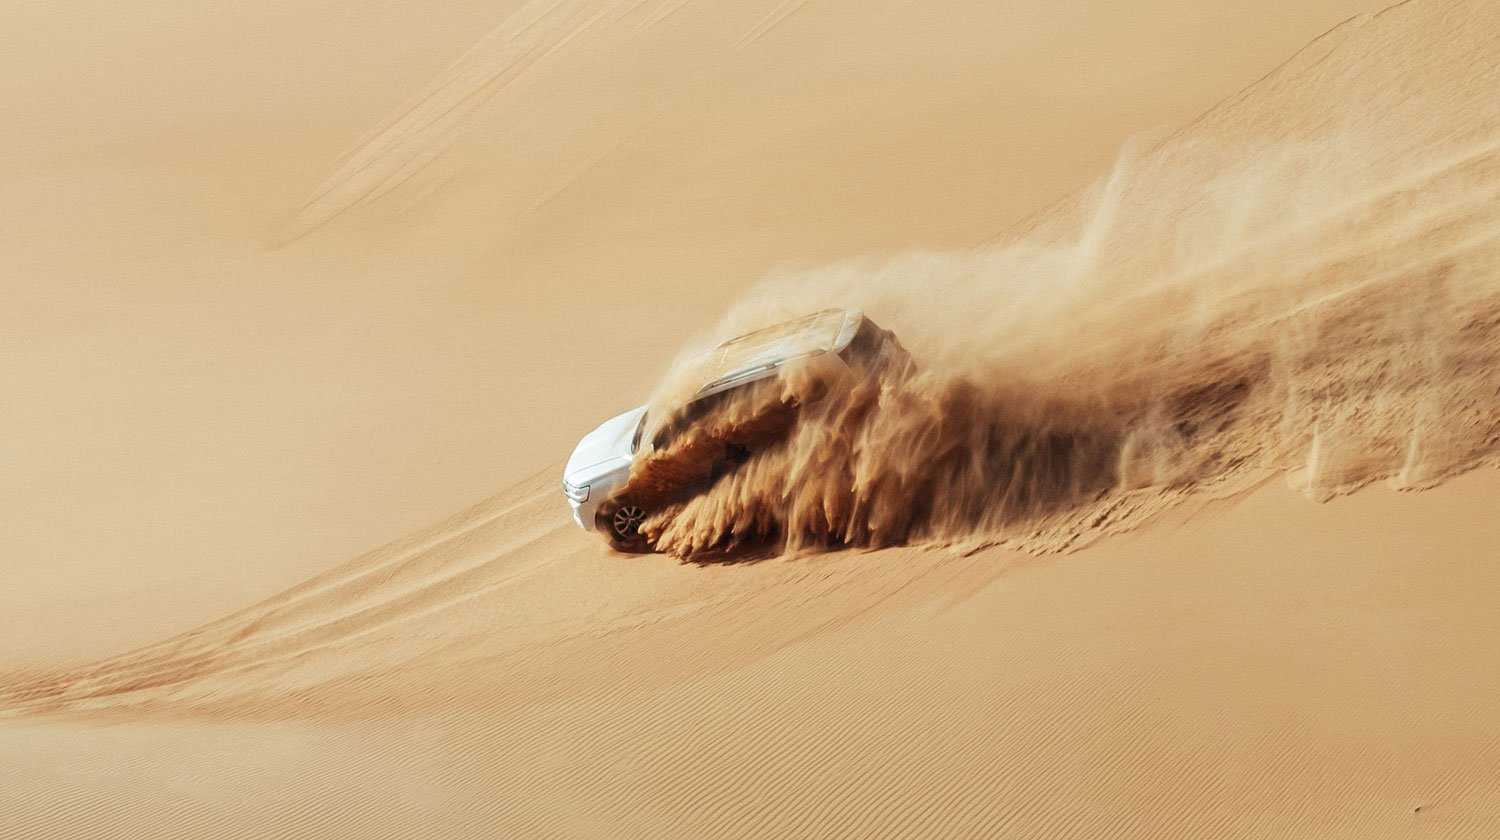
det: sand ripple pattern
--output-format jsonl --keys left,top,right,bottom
{"left": 283, "top": 0, "right": 812, "bottom": 239}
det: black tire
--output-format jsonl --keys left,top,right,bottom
{"left": 597, "top": 497, "right": 652, "bottom": 553}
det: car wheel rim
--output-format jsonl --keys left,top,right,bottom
{"left": 612, "top": 505, "right": 646, "bottom": 538}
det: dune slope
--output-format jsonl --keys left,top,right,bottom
{"left": 5, "top": 0, "right": 1500, "bottom": 838}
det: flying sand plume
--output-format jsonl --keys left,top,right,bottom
{"left": 633, "top": 127, "right": 1500, "bottom": 558}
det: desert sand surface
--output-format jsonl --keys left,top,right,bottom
{"left": 5, "top": 0, "right": 1500, "bottom": 837}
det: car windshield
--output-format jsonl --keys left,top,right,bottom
{"left": 649, "top": 390, "right": 731, "bottom": 452}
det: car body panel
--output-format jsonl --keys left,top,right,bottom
{"left": 563, "top": 405, "right": 646, "bottom": 533}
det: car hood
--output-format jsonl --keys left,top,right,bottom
{"left": 564, "top": 405, "right": 647, "bottom": 486}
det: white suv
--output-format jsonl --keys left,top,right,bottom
{"left": 563, "top": 309, "right": 909, "bottom": 551}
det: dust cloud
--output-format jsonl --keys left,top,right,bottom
{"left": 629, "top": 127, "right": 1500, "bottom": 559}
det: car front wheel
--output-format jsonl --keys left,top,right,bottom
{"left": 598, "top": 497, "right": 651, "bottom": 553}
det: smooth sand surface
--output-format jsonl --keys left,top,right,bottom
{"left": 5, "top": 0, "right": 1500, "bottom": 837}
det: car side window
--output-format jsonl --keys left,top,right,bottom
{"left": 650, "top": 392, "right": 730, "bottom": 450}
{"left": 632, "top": 411, "right": 648, "bottom": 453}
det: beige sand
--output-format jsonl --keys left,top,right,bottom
{"left": 5, "top": 0, "right": 1499, "bottom": 837}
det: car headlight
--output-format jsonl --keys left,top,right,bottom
{"left": 563, "top": 480, "right": 589, "bottom": 503}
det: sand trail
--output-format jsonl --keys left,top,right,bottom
{"left": 285, "top": 0, "right": 824, "bottom": 240}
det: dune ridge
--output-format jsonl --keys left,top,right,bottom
{"left": 282, "top": 0, "right": 817, "bottom": 240}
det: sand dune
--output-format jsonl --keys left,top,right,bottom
{"left": 6, "top": 0, "right": 1500, "bottom": 837}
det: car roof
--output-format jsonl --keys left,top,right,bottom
{"left": 693, "top": 308, "right": 859, "bottom": 397}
